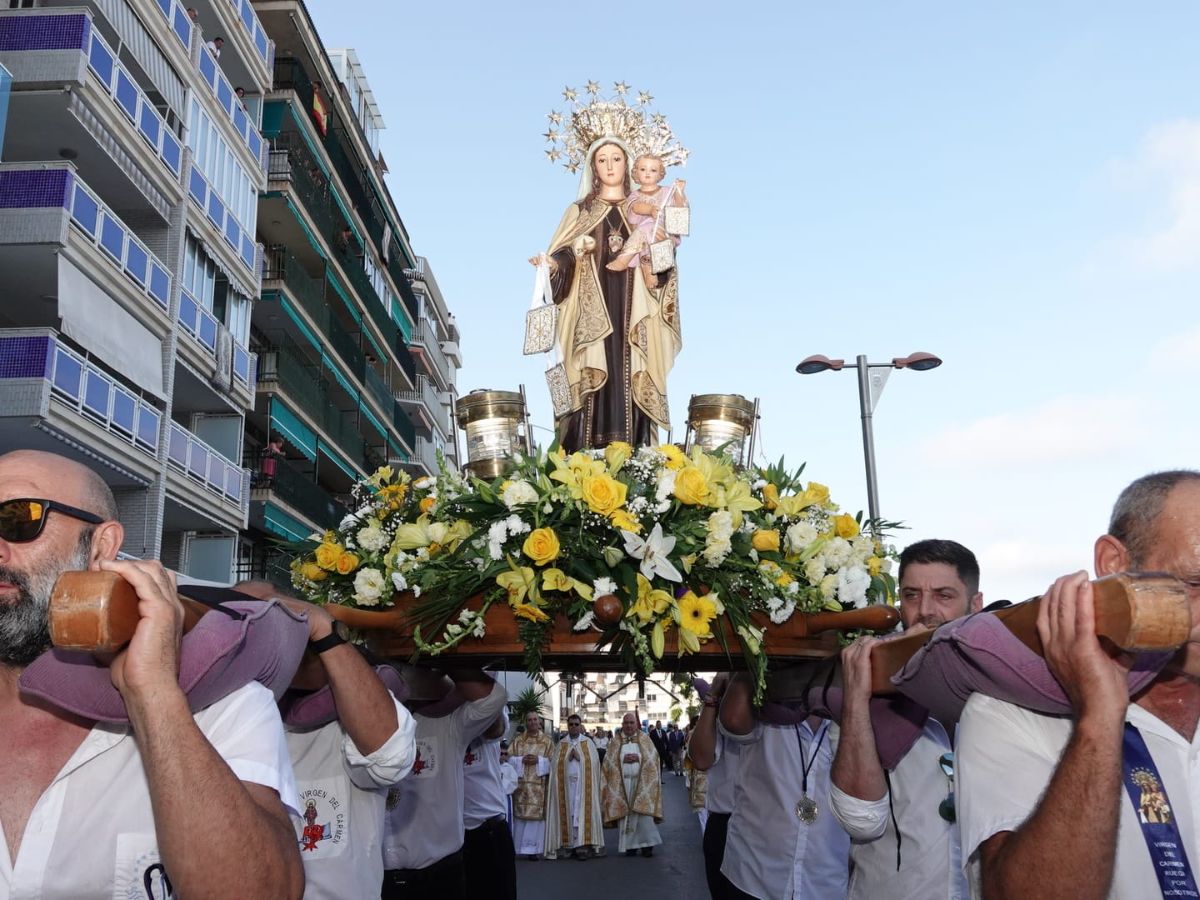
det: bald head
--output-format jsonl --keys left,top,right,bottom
{"left": 0, "top": 450, "right": 117, "bottom": 521}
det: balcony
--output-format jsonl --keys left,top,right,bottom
{"left": 175, "top": 287, "right": 255, "bottom": 410}
{"left": 218, "top": 0, "right": 272, "bottom": 72}
{"left": 412, "top": 319, "right": 451, "bottom": 387}
{"left": 196, "top": 42, "right": 265, "bottom": 174}
{"left": 396, "top": 374, "right": 448, "bottom": 439}
{"left": 186, "top": 163, "right": 257, "bottom": 278}
{"left": 148, "top": 0, "right": 194, "bottom": 52}
{"left": 413, "top": 436, "right": 439, "bottom": 476}
{"left": 0, "top": 330, "right": 162, "bottom": 480}
{"left": 165, "top": 418, "right": 248, "bottom": 525}
{"left": 253, "top": 457, "right": 346, "bottom": 531}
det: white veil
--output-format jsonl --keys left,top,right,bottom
{"left": 575, "top": 136, "right": 635, "bottom": 201}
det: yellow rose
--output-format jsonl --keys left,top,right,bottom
{"left": 581, "top": 473, "right": 627, "bottom": 516}
{"left": 832, "top": 514, "right": 860, "bottom": 539}
{"left": 334, "top": 551, "right": 360, "bottom": 575}
{"left": 658, "top": 443, "right": 686, "bottom": 470}
{"left": 803, "top": 482, "right": 831, "bottom": 508}
{"left": 299, "top": 561, "right": 327, "bottom": 582}
{"left": 752, "top": 529, "right": 781, "bottom": 552}
{"left": 314, "top": 542, "right": 343, "bottom": 571}
{"left": 609, "top": 508, "right": 642, "bottom": 534}
{"left": 868, "top": 556, "right": 882, "bottom": 577}
{"left": 604, "top": 441, "right": 633, "bottom": 471}
{"left": 673, "top": 466, "right": 711, "bottom": 506}
{"left": 419, "top": 496, "right": 436, "bottom": 514}
{"left": 523, "top": 527, "right": 561, "bottom": 566}
{"left": 761, "top": 483, "right": 779, "bottom": 510}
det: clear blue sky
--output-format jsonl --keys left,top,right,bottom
{"left": 307, "top": 1, "right": 1200, "bottom": 601}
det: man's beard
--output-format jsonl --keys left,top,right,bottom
{"left": 0, "top": 530, "right": 93, "bottom": 666}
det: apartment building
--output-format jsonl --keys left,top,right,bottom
{"left": 0, "top": 0, "right": 271, "bottom": 580}
{"left": 0, "top": 0, "right": 459, "bottom": 584}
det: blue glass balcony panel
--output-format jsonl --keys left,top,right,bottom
{"left": 138, "top": 104, "right": 160, "bottom": 149}
{"left": 52, "top": 348, "right": 83, "bottom": 398}
{"left": 114, "top": 70, "right": 138, "bottom": 121}
{"left": 233, "top": 105, "right": 247, "bottom": 139}
{"left": 206, "top": 191, "right": 222, "bottom": 226}
{"left": 178, "top": 289, "right": 198, "bottom": 333}
{"left": 188, "top": 443, "right": 208, "bottom": 479}
{"left": 83, "top": 369, "right": 110, "bottom": 418}
{"left": 223, "top": 215, "right": 239, "bottom": 249}
{"left": 216, "top": 79, "right": 232, "bottom": 114}
{"left": 111, "top": 387, "right": 136, "bottom": 434}
{"left": 233, "top": 345, "right": 250, "bottom": 383}
{"left": 87, "top": 38, "right": 113, "bottom": 87}
{"left": 247, "top": 130, "right": 261, "bottom": 163}
{"left": 167, "top": 423, "right": 187, "bottom": 466}
{"left": 171, "top": 6, "right": 191, "bottom": 47}
{"left": 198, "top": 311, "right": 217, "bottom": 351}
{"left": 124, "top": 240, "right": 148, "bottom": 285}
{"left": 99, "top": 213, "right": 124, "bottom": 260}
{"left": 253, "top": 27, "right": 267, "bottom": 59}
{"left": 155, "top": 0, "right": 170, "bottom": 16}
{"left": 239, "top": 2, "right": 253, "bottom": 32}
{"left": 188, "top": 168, "right": 206, "bottom": 205}
{"left": 224, "top": 463, "right": 241, "bottom": 500}
{"left": 136, "top": 406, "right": 159, "bottom": 450}
{"left": 198, "top": 49, "right": 216, "bottom": 86}
{"left": 161, "top": 132, "right": 181, "bottom": 175}
{"left": 70, "top": 184, "right": 99, "bottom": 236}
{"left": 149, "top": 263, "right": 170, "bottom": 307}
{"left": 240, "top": 235, "right": 254, "bottom": 270}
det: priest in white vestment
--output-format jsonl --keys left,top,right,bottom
{"left": 545, "top": 714, "right": 605, "bottom": 860}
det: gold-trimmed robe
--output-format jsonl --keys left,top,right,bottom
{"left": 601, "top": 730, "right": 663, "bottom": 826}
{"left": 546, "top": 198, "right": 682, "bottom": 448}
{"left": 545, "top": 734, "right": 604, "bottom": 855}
{"left": 510, "top": 731, "right": 553, "bottom": 820}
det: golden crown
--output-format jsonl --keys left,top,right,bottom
{"left": 543, "top": 81, "right": 690, "bottom": 174}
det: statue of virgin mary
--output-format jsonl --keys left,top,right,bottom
{"left": 531, "top": 103, "right": 684, "bottom": 452}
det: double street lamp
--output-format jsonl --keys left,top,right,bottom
{"left": 795, "top": 352, "right": 942, "bottom": 524}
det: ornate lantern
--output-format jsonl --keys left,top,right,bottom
{"left": 684, "top": 393, "right": 759, "bottom": 466}
{"left": 455, "top": 388, "right": 530, "bottom": 480}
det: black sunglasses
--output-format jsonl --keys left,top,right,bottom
{"left": 0, "top": 498, "right": 105, "bottom": 543}
{"left": 938, "top": 752, "right": 956, "bottom": 823}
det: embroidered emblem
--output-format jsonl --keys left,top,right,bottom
{"left": 1131, "top": 768, "right": 1173, "bottom": 824}
{"left": 294, "top": 780, "right": 348, "bottom": 859}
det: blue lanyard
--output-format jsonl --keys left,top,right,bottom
{"left": 1122, "top": 722, "right": 1200, "bottom": 898}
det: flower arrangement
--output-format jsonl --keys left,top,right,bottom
{"left": 290, "top": 443, "right": 897, "bottom": 699}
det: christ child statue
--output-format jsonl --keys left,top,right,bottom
{"left": 606, "top": 154, "right": 688, "bottom": 285}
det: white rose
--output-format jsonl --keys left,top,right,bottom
{"left": 819, "top": 573, "right": 839, "bottom": 601}
{"left": 353, "top": 567, "right": 386, "bottom": 605}
{"left": 785, "top": 522, "right": 818, "bottom": 555}
{"left": 837, "top": 565, "right": 872, "bottom": 608}
{"left": 804, "top": 555, "right": 827, "bottom": 585}
{"left": 825, "top": 537, "right": 852, "bottom": 568}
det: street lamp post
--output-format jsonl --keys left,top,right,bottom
{"left": 795, "top": 351, "right": 942, "bottom": 524}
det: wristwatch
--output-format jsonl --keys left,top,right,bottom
{"left": 309, "top": 620, "right": 350, "bottom": 654}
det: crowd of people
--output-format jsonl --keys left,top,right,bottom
{"left": 0, "top": 447, "right": 1196, "bottom": 899}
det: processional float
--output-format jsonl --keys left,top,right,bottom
{"left": 42, "top": 82, "right": 1194, "bottom": 725}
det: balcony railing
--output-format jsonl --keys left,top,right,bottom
{"left": 166, "top": 419, "right": 247, "bottom": 509}
{"left": 0, "top": 330, "right": 161, "bottom": 457}
{"left": 412, "top": 319, "right": 450, "bottom": 385}
{"left": 413, "top": 436, "right": 439, "bottom": 475}
{"left": 196, "top": 43, "right": 265, "bottom": 173}
{"left": 398, "top": 374, "right": 442, "bottom": 419}
{"left": 363, "top": 364, "right": 392, "bottom": 419}
{"left": 262, "top": 458, "right": 346, "bottom": 530}
{"left": 61, "top": 171, "right": 172, "bottom": 310}
{"left": 83, "top": 22, "right": 183, "bottom": 179}
{"left": 221, "top": 0, "right": 273, "bottom": 71}
{"left": 392, "top": 399, "right": 415, "bottom": 450}
{"left": 149, "top": 0, "right": 193, "bottom": 51}
{"left": 186, "top": 163, "right": 257, "bottom": 275}
{"left": 176, "top": 288, "right": 253, "bottom": 389}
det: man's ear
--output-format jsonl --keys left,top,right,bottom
{"left": 1094, "top": 534, "right": 1130, "bottom": 577}
{"left": 968, "top": 592, "right": 984, "bottom": 615}
{"left": 89, "top": 520, "right": 125, "bottom": 564}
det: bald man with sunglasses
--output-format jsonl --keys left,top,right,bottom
{"left": 0, "top": 450, "right": 304, "bottom": 899}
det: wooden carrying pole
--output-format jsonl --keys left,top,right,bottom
{"left": 868, "top": 572, "right": 1191, "bottom": 694}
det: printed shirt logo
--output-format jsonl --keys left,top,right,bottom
{"left": 294, "top": 778, "right": 349, "bottom": 860}
{"left": 114, "top": 833, "right": 175, "bottom": 900}
{"left": 411, "top": 738, "right": 436, "bottom": 776}
{"left": 1131, "top": 768, "right": 1173, "bottom": 824}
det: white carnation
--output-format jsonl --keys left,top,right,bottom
{"left": 804, "top": 555, "right": 827, "bottom": 585}
{"left": 353, "top": 567, "right": 386, "bottom": 605}
{"left": 594, "top": 577, "right": 617, "bottom": 597}
{"left": 655, "top": 469, "right": 677, "bottom": 502}
{"left": 769, "top": 599, "right": 797, "bottom": 625}
{"left": 501, "top": 479, "right": 538, "bottom": 508}
{"left": 825, "top": 537, "right": 853, "bottom": 568}
{"left": 356, "top": 525, "right": 388, "bottom": 553}
{"left": 819, "top": 573, "right": 839, "bottom": 601}
{"left": 837, "top": 565, "right": 872, "bottom": 608}
{"left": 505, "top": 514, "right": 530, "bottom": 535}
{"left": 573, "top": 611, "right": 596, "bottom": 632}
{"left": 391, "top": 572, "right": 408, "bottom": 592}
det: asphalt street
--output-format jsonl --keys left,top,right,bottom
{"left": 516, "top": 767, "right": 708, "bottom": 899}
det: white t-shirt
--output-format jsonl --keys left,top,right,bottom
{"left": 287, "top": 693, "right": 415, "bottom": 899}
{"left": 958, "top": 693, "right": 1200, "bottom": 899}
{"left": 830, "top": 718, "right": 965, "bottom": 900}
{"left": 0, "top": 682, "right": 298, "bottom": 900}
{"left": 382, "top": 682, "right": 507, "bottom": 870}
{"left": 703, "top": 730, "right": 744, "bottom": 815}
{"left": 721, "top": 719, "right": 849, "bottom": 899}
{"left": 463, "top": 710, "right": 510, "bottom": 829}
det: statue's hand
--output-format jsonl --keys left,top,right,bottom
{"left": 528, "top": 253, "right": 559, "bottom": 275}
{"left": 573, "top": 235, "right": 596, "bottom": 256}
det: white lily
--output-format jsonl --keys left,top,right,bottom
{"left": 621, "top": 522, "right": 682, "bottom": 583}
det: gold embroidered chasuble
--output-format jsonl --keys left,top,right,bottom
{"left": 546, "top": 198, "right": 682, "bottom": 439}
{"left": 545, "top": 735, "right": 604, "bottom": 852}
{"left": 600, "top": 730, "right": 664, "bottom": 827}
{"left": 510, "top": 731, "right": 553, "bottom": 820}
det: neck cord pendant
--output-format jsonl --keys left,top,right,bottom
{"left": 794, "top": 721, "right": 828, "bottom": 824}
